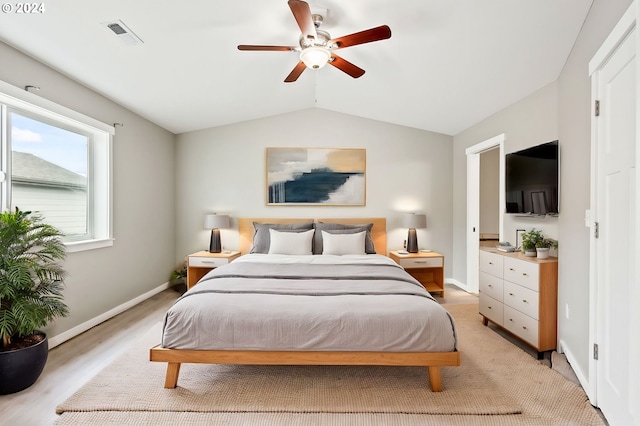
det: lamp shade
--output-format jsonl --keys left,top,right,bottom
{"left": 204, "top": 214, "right": 229, "bottom": 230}
{"left": 402, "top": 213, "right": 427, "bottom": 229}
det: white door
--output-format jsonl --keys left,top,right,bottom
{"left": 593, "top": 25, "right": 636, "bottom": 425}
{"left": 466, "top": 152, "right": 480, "bottom": 294}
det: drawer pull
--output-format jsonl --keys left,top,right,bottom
{"left": 522, "top": 273, "right": 528, "bottom": 276}
{"left": 509, "top": 268, "right": 514, "bottom": 271}
{"left": 522, "top": 299, "right": 528, "bottom": 303}
{"left": 488, "top": 284, "right": 493, "bottom": 288}
{"left": 489, "top": 262, "right": 493, "bottom": 265}
{"left": 509, "top": 293, "right": 514, "bottom": 296}
{"left": 201, "top": 260, "right": 219, "bottom": 264}
{"left": 508, "top": 318, "right": 513, "bottom": 322}
{"left": 414, "top": 260, "right": 428, "bottom": 264}
{"left": 522, "top": 326, "right": 528, "bottom": 330}
{"left": 488, "top": 306, "right": 492, "bottom": 309}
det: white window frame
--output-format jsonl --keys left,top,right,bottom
{"left": 0, "top": 80, "right": 114, "bottom": 252}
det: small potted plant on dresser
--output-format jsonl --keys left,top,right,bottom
{"left": 535, "top": 238, "right": 558, "bottom": 259}
{"left": 520, "top": 229, "right": 544, "bottom": 257}
{"left": 0, "top": 208, "right": 69, "bottom": 394}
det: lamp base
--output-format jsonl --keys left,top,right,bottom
{"left": 406, "top": 228, "right": 419, "bottom": 253}
{"left": 209, "top": 229, "right": 222, "bottom": 253}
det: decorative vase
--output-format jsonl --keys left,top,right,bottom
{"left": 536, "top": 247, "right": 550, "bottom": 259}
{"left": 524, "top": 249, "right": 537, "bottom": 257}
{"left": 0, "top": 332, "right": 48, "bottom": 394}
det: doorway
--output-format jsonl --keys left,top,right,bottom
{"left": 465, "top": 134, "right": 505, "bottom": 294}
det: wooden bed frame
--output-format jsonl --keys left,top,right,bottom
{"left": 150, "top": 217, "right": 460, "bottom": 392}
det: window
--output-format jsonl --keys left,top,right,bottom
{"left": 0, "top": 80, "right": 113, "bottom": 252}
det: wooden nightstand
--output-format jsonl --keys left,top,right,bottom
{"left": 186, "top": 250, "right": 241, "bottom": 289}
{"left": 389, "top": 250, "right": 445, "bottom": 296}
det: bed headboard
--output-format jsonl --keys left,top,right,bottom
{"left": 238, "top": 217, "right": 387, "bottom": 255}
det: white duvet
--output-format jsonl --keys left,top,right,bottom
{"left": 161, "top": 254, "right": 457, "bottom": 353}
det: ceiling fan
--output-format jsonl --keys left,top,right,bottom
{"left": 238, "top": 0, "right": 392, "bottom": 83}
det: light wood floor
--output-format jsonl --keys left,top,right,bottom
{"left": 0, "top": 288, "right": 180, "bottom": 426}
{"left": 0, "top": 284, "right": 581, "bottom": 425}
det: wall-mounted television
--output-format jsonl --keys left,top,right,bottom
{"left": 505, "top": 140, "right": 559, "bottom": 215}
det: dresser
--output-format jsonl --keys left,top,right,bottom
{"left": 479, "top": 248, "right": 558, "bottom": 356}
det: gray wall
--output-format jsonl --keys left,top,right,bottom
{"left": 450, "top": 0, "right": 632, "bottom": 388}
{"left": 452, "top": 81, "right": 559, "bottom": 285}
{"left": 0, "top": 41, "right": 177, "bottom": 340}
{"left": 479, "top": 148, "right": 500, "bottom": 236}
{"left": 175, "top": 108, "right": 454, "bottom": 273}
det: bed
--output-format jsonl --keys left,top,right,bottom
{"left": 150, "top": 218, "right": 460, "bottom": 392}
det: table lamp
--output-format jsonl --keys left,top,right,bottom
{"left": 402, "top": 213, "right": 427, "bottom": 253}
{"left": 204, "top": 214, "right": 230, "bottom": 253}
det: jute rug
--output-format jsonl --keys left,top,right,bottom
{"left": 54, "top": 303, "right": 605, "bottom": 425}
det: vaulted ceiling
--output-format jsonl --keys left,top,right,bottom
{"left": 0, "top": 0, "right": 593, "bottom": 135}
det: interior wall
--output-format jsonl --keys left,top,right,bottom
{"left": 556, "top": 0, "right": 632, "bottom": 381}
{"left": 452, "top": 81, "right": 559, "bottom": 285}
{"left": 0, "top": 42, "right": 177, "bottom": 340}
{"left": 450, "top": 0, "right": 633, "bottom": 392}
{"left": 175, "top": 108, "right": 454, "bottom": 272}
{"left": 479, "top": 148, "right": 500, "bottom": 237}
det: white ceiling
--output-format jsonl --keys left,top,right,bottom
{"left": 0, "top": 0, "right": 593, "bottom": 135}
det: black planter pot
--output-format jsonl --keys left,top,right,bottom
{"left": 0, "top": 332, "right": 48, "bottom": 395}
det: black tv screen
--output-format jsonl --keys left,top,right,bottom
{"left": 505, "top": 140, "right": 559, "bottom": 215}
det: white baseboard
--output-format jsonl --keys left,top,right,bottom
{"left": 47, "top": 282, "right": 171, "bottom": 349}
{"left": 446, "top": 278, "right": 477, "bottom": 294}
{"left": 559, "top": 339, "right": 594, "bottom": 403}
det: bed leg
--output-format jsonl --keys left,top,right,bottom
{"left": 428, "top": 366, "right": 443, "bottom": 392}
{"left": 164, "top": 362, "right": 181, "bottom": 388}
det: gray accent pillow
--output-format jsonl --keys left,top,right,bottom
{"left": 313, "top": 222, "right": 375, "bottom": 254}
{"left": 250, "top": 222, "right": 315, "bottom": 254}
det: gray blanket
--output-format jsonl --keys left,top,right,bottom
{"left": 162, "top": 259, "right": 457, "bottom": 352}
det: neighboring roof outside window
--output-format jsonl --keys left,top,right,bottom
{"left": 11, "top": 151, "right": 86, "bottom": 190}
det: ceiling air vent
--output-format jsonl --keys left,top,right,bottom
{"left": 102, "top": 20, "right": 143, "bottom": 45}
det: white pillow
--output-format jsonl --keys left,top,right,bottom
{"left": 268, "top": 229, "right": 314, "bottom": 255}
{"left": 321, "top": 230, "right": 366, "bottom": 255}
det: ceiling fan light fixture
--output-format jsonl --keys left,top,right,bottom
{"left": 300, "top": 46, "right": 331, "bottom": 69}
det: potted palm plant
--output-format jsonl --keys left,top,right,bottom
{"left": 0, "top": 208, "right": 68, "bottom": 394}
{"left": 520, "top": 228, "right": 544, "bottom": 257}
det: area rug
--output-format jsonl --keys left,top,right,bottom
{"left": 55, "top": 303, "right": 605, "bottom": 425}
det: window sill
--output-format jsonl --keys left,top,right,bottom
{"left": 65, "top": 238, "right": 114, "bottom": 253}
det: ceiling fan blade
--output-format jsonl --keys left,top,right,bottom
{"left": 285, "top": 61, "right": 307, "bottom": 83}
{"left": 288, "top": 0, "right": 317, "bottom": 41}
{"left": 238, "top": 45, "right": 296, "bottom": 52}
{"left": 329, "top": 25, "right": 392, "bottom": 49}
{"left": 329, "top": 54, "right": 365, "bottom": 79}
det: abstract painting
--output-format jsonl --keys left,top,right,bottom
{"left": 266, "top": 148, "right": 366, "bottom": 205}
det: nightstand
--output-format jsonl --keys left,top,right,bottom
{"left": 186, "top": 250, "right": 241, "bottom": 289}
{"left": 389, "top": 250, "right": 445, "bottom": 296}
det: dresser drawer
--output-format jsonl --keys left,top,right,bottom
{"left": 188, "top": 256, "right": 229, "bottom": 268}
{"left": 503, "top": 257, "right": 539, "bottom": 291}
{"left": 503, "top": 281, "right": 539, "bottom": 320}
{"left": 398, "top": 257, "right": 443, "bottom": 269}
{"left": 479, "top": 271, "right": 503, "bottom": 302}
{"left": 503, "top": 305, "right": 539, "bottom": 347}
{"left": 479, "top": 251, "right": 503, "bottom": 277}
{"left": 479, "top": 294, "right": 504, "bottom": 326}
